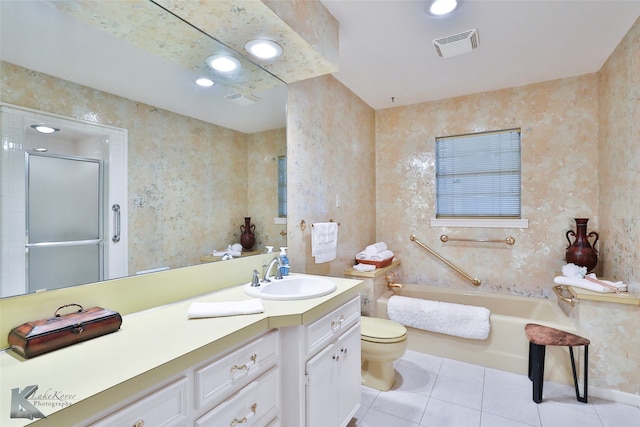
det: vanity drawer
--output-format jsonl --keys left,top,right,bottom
{"left": 194, "top": 329, "right": 279, "bottom": 410}
{"left": 195, "top": 367, "right": 280, "bottom": 427}
{"left": 88, "top": 376, "right": 188, "bottom": 427}
{"left": 306, "top": 296, "right": 360, "bottom": 356}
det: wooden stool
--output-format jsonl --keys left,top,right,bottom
{"left": 525, "top": 323, "right": 590, "bottom": 404}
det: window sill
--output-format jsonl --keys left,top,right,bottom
{"left": 273, "top": 217, "right": 287, "bottom": 225}
{"left": 430, "top": 218, "right": 529, "bottom": 228}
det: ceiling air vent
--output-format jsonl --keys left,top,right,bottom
{"left": 433, "top": 28, "right": 479, "bottom": 58}
{"left": 224, "top": 93, "right": 261, "bottom": 106}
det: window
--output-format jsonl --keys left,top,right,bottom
{"left": 278, "top": 155, "right": 287, "bottom": 217}
{"left": 435, "top": 129, "right": 521, "bottom": 218}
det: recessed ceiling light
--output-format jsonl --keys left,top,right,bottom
{"left": 205, "top": 54, "right": 240, "bottom": 72}
{"left": 244, "top": 39, "right": 283, "bottom": 60}
{"left": 426, "top": 0, "right": 459, "bottom": 16}
{"left": 195, "top": 77, "right": 214, "bottom": 87}
{"left": 30, "top": 124, "right": 59, "bottom": 134}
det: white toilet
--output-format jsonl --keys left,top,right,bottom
{"left": 360, "top": 316, "right": 408, "bottom": 391}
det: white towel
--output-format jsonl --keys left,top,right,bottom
{"left": 188, "top": 299, "right": 264, "bottom": 319}
{"left": 365, "top": 242, "right": 388, "bottom": 255}
{"left": 553, "top": 275, "right": 626, "bottom": 293}
{"left": 213, "top": 250, "right": 242, "bottom": 257}
{"left": 387, "top": 295, "right": 490, "bottom": 340}
{"left": 356, "top": 249, "right": 394, "bottom": 261}
{"left": 312, "top": 222, "right": 338, "bottom": 264}
{"left": 353, "top": 263, "right": 376, "bottom": 272}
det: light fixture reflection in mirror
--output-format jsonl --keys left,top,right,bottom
{"left": 205, "top": 54, "right": 241, "bottom": 72}
{"left": 31, "top": 124, "right": 60, "bottom": 134}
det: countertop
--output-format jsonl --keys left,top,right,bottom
{"left": 0, "top": 274, "right": 363, "bottom": 426}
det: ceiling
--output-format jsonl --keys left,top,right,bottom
{"left": 321, "top": 0, "right": 640, "bottom": 110}
{"left": 3, "top": 1, "right": 639, "bottom": 131}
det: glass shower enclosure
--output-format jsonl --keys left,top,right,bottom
{"left": 25, "top": 152, "right": 104, "bottom": 293}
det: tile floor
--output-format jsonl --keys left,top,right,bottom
{"left": 350, "top": 350, "right": 640, "bottom": 427}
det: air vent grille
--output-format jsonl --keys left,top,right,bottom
{"left": 224, "top": 93, "right": 261, "bottom": 106}
{"left": 433, "top": 29, "right": 479, "bottom": 58}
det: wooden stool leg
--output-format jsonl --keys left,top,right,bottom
{"left": 529, "top": 342, "right": 545, "bottom": 403}
{"left": 569, "top": 345, "right": 588, "bottom": 403}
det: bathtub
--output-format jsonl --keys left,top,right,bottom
{"left": 377, "top": 284, "right": 580, "bottom": 384}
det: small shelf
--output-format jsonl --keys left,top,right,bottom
{"left": 343, "top": 259, "right": 401, "bottom": 279}
{"left": 568, "top": 286, "right": 640, "bottom": 306}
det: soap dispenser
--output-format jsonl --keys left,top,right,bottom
{"left": 279, "top": 247, "right": 290, "bottom": 276}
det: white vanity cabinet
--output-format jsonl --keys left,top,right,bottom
{"left": 279, "top": 296, "right": 361, "bottom": 427}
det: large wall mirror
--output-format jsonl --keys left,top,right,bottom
{"left": 0, "top": 1, "right": 288, "bottom": 298}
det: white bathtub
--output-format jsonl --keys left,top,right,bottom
{"left": 377, "top": 284, "right": 579, "bottom": 384}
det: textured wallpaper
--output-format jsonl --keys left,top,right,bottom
{"left": 376, "top": 75, "right": 599, "bottom": 297}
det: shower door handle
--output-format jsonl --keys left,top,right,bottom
{"left": 112, "top": 204, "right": 121, "bottom": 243}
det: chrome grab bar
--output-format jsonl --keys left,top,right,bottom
{"left": 440, "top": 234, "right": 516, "bottom": 246}
{"left": 112, "top": 204, "right": 121, "bottom": 243}
{"left": 410, "top": 234, "right": 481, "bottom": 287}
{"left": 553, "top": 285, "right": 575, "bottom": 306}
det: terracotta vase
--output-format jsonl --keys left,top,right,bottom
{"left": 565, "top": 218, "right": 599, "bottom": 272}
{"left": 240, "top": 217, "right": 256, "bottom": 250}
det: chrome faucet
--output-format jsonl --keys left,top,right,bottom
{"left": 262, "top": 256, "right": 284, "bottom": 282}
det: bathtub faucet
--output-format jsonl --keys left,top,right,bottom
{"left": 386, "top": 272, "right": 402, "bottom": 289}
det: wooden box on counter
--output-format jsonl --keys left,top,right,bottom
{"left": 8, "top": 304, "right": 122, "bottom": 358}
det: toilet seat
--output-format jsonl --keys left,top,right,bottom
{"left": 361, "top": 316, "right": 407, "bottom": 344}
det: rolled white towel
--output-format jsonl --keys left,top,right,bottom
{"left": 188, "top": 299, "right": 264, "bottom": 318}
{"left": 355, "top": 251, "right": 370, "bottom": 260}
{"left": 369, "top": 249, "right": 394, "bottom": 261}
{"left": 554, "top": 276, "right": 626, "bottom": 293}
{"left": 365, "top": 242, "right": 388, "bottom": 255}
{"left": 387, "top": 295, "right": 490, "bottom": 340}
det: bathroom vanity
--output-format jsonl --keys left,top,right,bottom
{"left": 0, "top": 259, "right": 363, "bottom": 427}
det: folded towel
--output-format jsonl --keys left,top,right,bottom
{"left": 387, "top": 295, "right": 490, "bottom": 340}
{"left": 356, "top": 249, "right": 394, "bottom": 261}
{"left": 312, "top": 222, "right": 338, "bottom": 264}
{"left": 188, "top": 299, "right": 264, "bottom": 318}
{"left": 353, "top": 263, "right": 376, "bottom": 272}
{"left": 213, "top": 250, "right": 242, "bottom": 257}
{"left": 554, "top": 275, "right": 626, "bottom": 293}
{"left": 365, "top": 242, "right": 388, "bottom": 255}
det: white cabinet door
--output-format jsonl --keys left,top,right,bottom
{"left": 305, "top": 323, "right": 361, "bottom": 427}
{"left": 305, "top": 338, "right": 340, "bottom": 427}
{"left": 337, "top": 324, "right": 361, "bottom": 427}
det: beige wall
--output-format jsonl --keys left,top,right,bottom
{"left": 375, "top": 74, "right": 599, "bottom": 296}
{"left": 287, "top": 74, "right": 376, "bottom": 276}
{"left": 587, "top": 16, "right": 640, "bottom": 395}
{"left": 0, "top": 61, "right": 284, "bottom": 274}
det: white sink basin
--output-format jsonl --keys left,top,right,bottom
{"left": 244, "top": 275, "right": 337, "bottom": 300}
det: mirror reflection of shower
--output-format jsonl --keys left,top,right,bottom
{"left": 0, "top": 104, "right": 128, "bottom": 297}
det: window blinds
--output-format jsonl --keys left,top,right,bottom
{"left": 435, "top": 129, "right": 521, "bottom": 218}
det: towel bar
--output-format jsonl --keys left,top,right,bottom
{"left": 440, "top": 235, "right": 515, "bottom": 245}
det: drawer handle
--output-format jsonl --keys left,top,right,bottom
{"left": 331, "top": 315, "right": 345, "bottom": 332}
{"left": 133, "top": 420, "right": 144, "bottom": 427}
{"left": 230, "top": 403, "right": 257, "bottom": 426}
{"left": 230, "top": 353, "right": 257, "bottom": 373}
